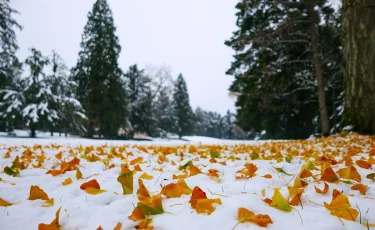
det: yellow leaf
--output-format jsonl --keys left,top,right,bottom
{"left": 28, "top": 185, "right": 49, "bottom": 200}
{"left": 117, "top": 169, "right": 133, "bottom": 195}
{"left": 85, "top": 187, "right": 106, "bottom": 195}
{"left": 0, "top": 197, "right": 13, "bottom": 207}
{"left": 195, "top": 198, "right": 222, "bottom": 215}
{"left": 237, "top": 207, "right": 273, "bottom": 227}
{"left": 140, "top": 172, "right": 153, "bottom": 180}
{"left": 62, "top": 177, "right": 72, "bottom": 186}
{"left": 76, "top": 168, "right": 83, "bottom": 180}
{"left": 113, "top": 222, "right": 122, "bottom": 230}
{"left": 337, "top": 166, "right": 361, "bottom": 182}
{"left": 269, "top": 189, "right": 292, "bottom": 212}
{"left": 189, "top": 163, "right": 202, "bottom": 176}
{"left": 314, "top": 182, "right": 329, "bottom": 194}
{"left": 351, "top": 184, "right": 368, "bottom": 195}
{"left": 42, "top": 198, "right": 54, "bottom": 208}
{"left": 137, "top": 179, "right": 150, "bottom": 201}
{"left": 189, "top": 186, "right": 207, "bottom": 208}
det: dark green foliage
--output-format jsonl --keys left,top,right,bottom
{"left": 154, "top": 88, "right": 175, "bottom": 137}
{"left": 226, "top": 0, "right": 343, "bottom": 139}
{"left": 72, "top": 0, "right": 127, "bottom": 138}
{"left": 172, "top": 74, "right": 194, "bottom": 139}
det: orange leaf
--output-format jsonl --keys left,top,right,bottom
{"left": 262, "top": 174, "right": 272, "bottom": 179}
{"left": 245, "top": 163, "right": 258, "bottom": 178}
{"left": 80, "top": 179, "right": 100, "bottom": 190}
{"left": 62, "top": 178, "right": 72, "bottom": 186}
{"left": 189, "top": 186, "right": 207, "bottom": 208}
{"left": 351, "top": 184, "right": 368, "bottom": 195}
{"left": 321, "top": 167, "right": 339, "bottom": 182}
{"left": 237, "top": 207, "right": 272, "bottom": 228}
{"left": 130, "top": 157, "right": 143, "bottom": 165}
{"left": 161, "top": 179, "right": 192, "bottom": 198}
{"left": 337, "top": 166, "right": 361, "bottom": 182}
{"left": 113, "top": 222, "right": 122, "bottom": 230}
{"left": 172, "top": 173, "right": 188, "bottom": 179}
{"left": 134, "top": 164, "right": 142, "bottom": 172}
{"left": 189, "top": 163, "right": 202, "bottom": 176}
{"left": 0, "top": 197, "right": 13, "bottom": 207}
{"left": 128, "top": 207, "right": 144, "bottom": 221}
{"left": 96, "top": 227, "right": 103, "bottom": 230}
{"left": 137, "top": 179, "right": 150, "bottom": 201}
{"left": 195, "top": 198, "right": 222, "bottom": 214}
{"left": 356, "top": 160, "right": 371, "bottom": 169}
{"left": 55, "top": 152, "right": 62, "bottom": 160}
{"left": 38, "top": 207, "right": 62, "bottom": 230}
{"left": 208, "top": 169, "right": 219, "bottom": 178}
{"left": 314, "top": 182, "right": 329, "bottom": 194}
{"left": 28, "top": 185, "right": 49, "bottom": 200}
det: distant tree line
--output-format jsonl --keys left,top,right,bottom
{"left": 0, "top": 0, "right": 245, "bottom": 139}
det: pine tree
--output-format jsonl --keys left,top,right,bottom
{"left": 342, "top": 0, "right": 375, "bottom": 134}
{"left": 226, "top": 0, "right": 342, "bottom": 139}
{"left": 72, "top": 0, "right": 127, "bottom": 138}
{"left": 124, "top": 64, "right": 155, "bottom": 137}
{"left": 46, "top": 51, "right": 86, "bottom": 136}
{"left": 154, "top": 88, "right": 175, "bottom": 137}
{"left": 172, "top": 74, "right": 194, "bottom": 139}
{"left": 0, "top": 0, "right": 22, "bottom": 130}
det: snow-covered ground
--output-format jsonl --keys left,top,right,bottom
{"left": 0, "top": 134, "right": 374, "bottom": 230}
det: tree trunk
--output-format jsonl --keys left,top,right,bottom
{"left": 342, "top": 0, "right": 375, "bottom": 134}
{"left": 50, "top": 131, "right": 53, "bottom": 136}
{"left": 31, "top": 129, "right": 36, "bottom": 138}
{"left": 307, "top": 0, "right": 330, "bottom": 136}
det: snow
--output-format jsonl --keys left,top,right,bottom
{"left": 0, "top": 134, "right": 374, "bottom": 230}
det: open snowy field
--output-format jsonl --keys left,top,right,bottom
{"left": 0, "top": 134, "right": 374, "bottom": 230}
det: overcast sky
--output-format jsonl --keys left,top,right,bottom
{"left": 11, "top": 0, "right": 239, "bottom": 114}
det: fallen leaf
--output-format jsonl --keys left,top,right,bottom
{"left": 351, "top": 184, "right": 368, "bottom": 195}
{"left": 29, "top": 185, "right": 49, "bottom": 200}
{"left": 80, "top": 179, "right": 100, "bottom": 190}
{"left": 337, "top": 166, "right": 361, "bottom": 182}
{"left": 139, "top": 172, "right": 153, "bottom": 180}
{"left": 76, "top": 168, "right": 83, "bottom": 179}
{"left": 113, "top": 222, "right": 122, "bottom": 230}
{"left": 314, "top": 182, "right": 329, "bottom": 194}
{"left": 161, "top": 179, "right": 192, "bottom": 198}
{"left": 42, "top": 198, "right": 55, "bottom": 207}
{"left": 321, "top": 167, "right": 340, "bottom": 182}
{"left": 273, "top": 167, "right": 292, "bottom": 176}
{"left": 62, "top": 178, "right": 72, "bottom": 186}
{"left": 324, "top": 190, "right": 358, "bottom": 221}
{"left": 38, "top": 207, "right": 62, "bottom": 230}
{"left": 137, "top": 179, "right": 150, "bottom": 201}
{"left": 117, "top": 166, "right": 133, "bottom": 195}
{"left": 235, "top": 207, "right": 272, "bottom": 228}
{"left": 0, "top": 197, "right": 13, "bottom": 207}
{"left": 262, "top": 174, "right": 272, "bottom": 179}
{"left": 189, "top": 163, "right": 203, "bottom": 176}
{"left": 189, "top": 186, "right": 207, "bottom": 208}
{"left": 356, "top": 160, "right": 371, "bottom": 169}
{"left": 269, "top": 189, "right": 292, "bottom": 212}
{"left": 85, "top": 187, "right": 106, "bottom": 195}
{"left": 367, "top": 173, "right": 375, "bottom": 181}
{"left": 195, "top": 198, "right": 222, "bottom": 215}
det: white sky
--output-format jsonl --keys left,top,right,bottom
{"left": 12, "top": 0, "right": 239, "bottom": 114}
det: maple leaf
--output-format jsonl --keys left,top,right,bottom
{"left": 233, "top": 207, "right": 272, "bottom": 229}
{"left": 337, "top": 166, "right": 361, "bottom": 182}
{"left": 28, "top": 185, "right": 50, "bottom": 200}
{"left": 137, "top": 179, "right": 150, "bottom": 201}
{"left": 38, "top": 207, "right": 62, "bottom": 230}
{"left": 117, "top": 168, "right": 133, "bottom": 195}
{"left": 139, "top": 173, "right": 153, "bottom": 180}
{"left": 356, "top": 160, "right": 371, "bottom": 169}
{"left": 314, "top": 182, "right": 329, "bottom": 194}
{"left": 62, "top": 178, "right": 72, "bottom": 186}
{"left": 324, "top": 189, "right": 358, "bottom": 221}
{"left": 269, "top": 189, "right": 292, "bottom": 212}
{"left": 351, "top": 184, "right": 368, "bottom": 195}
{"left": 161, "top": 179, "right": 192, "bottom": 198}
{"left": 0, "top": 197, "right": 13, "bottom": 207}
{"left": 321, "top": 167, "right": 340, "bottom": 182}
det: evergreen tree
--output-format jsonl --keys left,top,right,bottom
{"left": 0, "top": 0, "right": 22, "bottom": 130}
{"left": 124, "top": 64, "right": 155, "bottom": 137}
{"left": 46, "top": 51, "right": 86, "bottom": 136}
{"left": 154, "top": 88, "right": 175, "bottom": 137}
{"left": 226, "top": 0, "right": 342, "bottom": 139}
{"left": 172, "top": 74, "right": 194, "bottom": 139}
{"left": 72, "top": 0, "right": 127, "bottom": 138}
{"left": 222, "top": 110, "right": 235, "bottom": 139}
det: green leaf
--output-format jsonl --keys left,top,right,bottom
{"left": 340, "top": 179, "right": 354, "bottom": 184}
{"left": 306, "top": 161, "right": 316, "bottom": 170}
{"left": 273, "top": 167, "right": 292, "bottom": 176}
{"left": 11, "top": 156, "right": 20, "bottom": 169}
{"left": 251, "top": 151, "right": 259, "bottom": 160}
{"left": 367, "top": 173, "right": 375, "bottom": 181}
{"left": 4, "top": 166, "right": 18, "bottom": 176}
{"left": 117, "top": 171, "right": 133, "bottom": 195}
{"left": 210, "top": 151, "right": 220, "bottom": 158}
{"left": 285, "top": 157, "right": 292, "bottom": 163}
{"left": 270, "top": 189, "right": 292, "bottom": 212}
{"left": 179, "top": 160, "right": 192, "bottom": 170}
